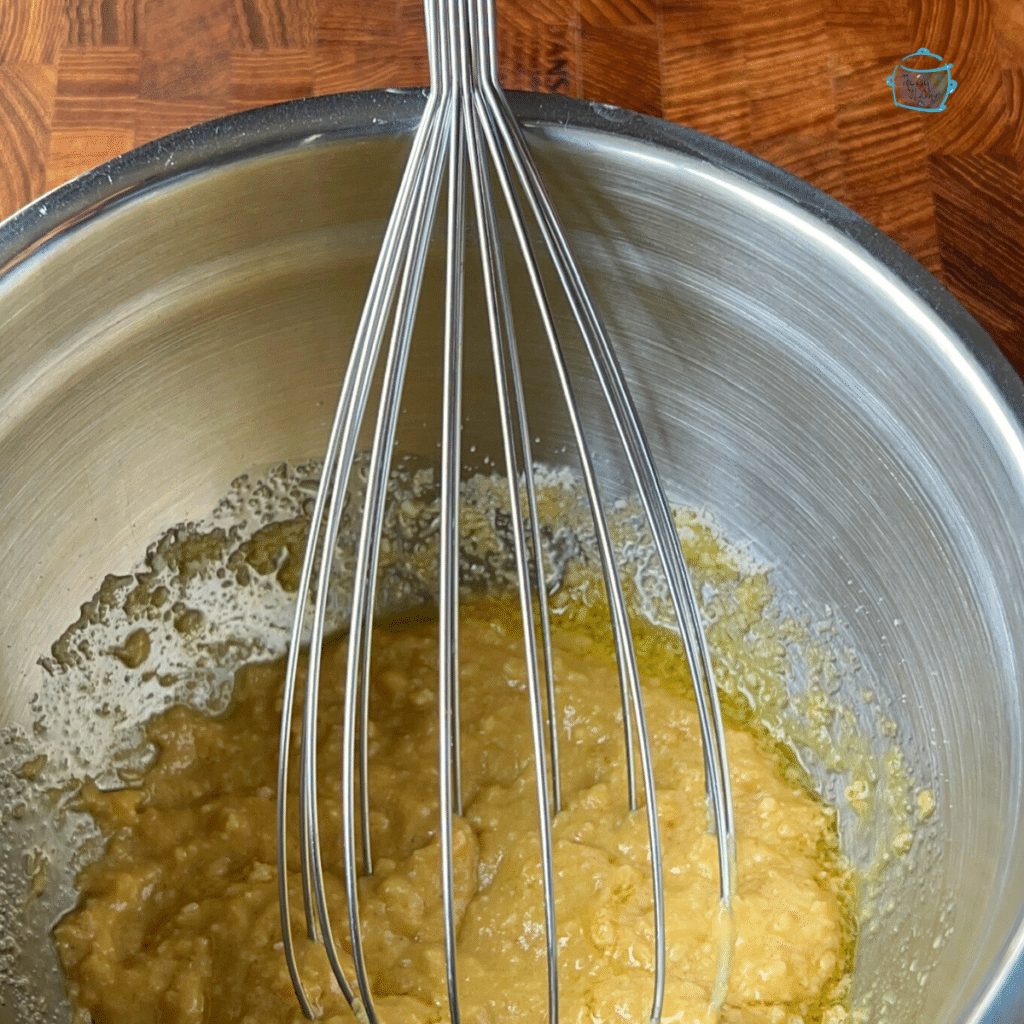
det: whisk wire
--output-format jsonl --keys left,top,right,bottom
{"left": 338, "top": 71, "right": 460, "bottom": 1024}
{"left": 276, "top": 25, "right": 455, "bottom": 1016}
{"left": 463, "top": 47, "right": 562, "bottom": 1024}
{"left": 460, "top": 20, "right": 666, "bottom": 1017}
{"left": 459, "top": 58, "right": 564, "bottom": 821}
{"left": 437, "top": 97, "right": 466, "bottom": 1024}
{"left": 479, "top": 36, "right": 738, "bottom": 896}
{"left": 279, "top": 0, "right": 736, "bottom": 1019}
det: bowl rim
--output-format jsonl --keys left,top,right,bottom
{"left": 1, "top": 87, "right": 1022, "bottom": 1024}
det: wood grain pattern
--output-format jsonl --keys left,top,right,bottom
{"left": 582, "top": 22, "right": 661, "bottom": 115}
{"left": 500, "top": 20, "right": 580, "bottom": 95}
{"left": 234, "top": 0, "right": 315, "bottom": 49}
{"left": 997, "top": 67, "right": 1024, "bottom": 158}
{"left": 65, "top": 0, "right": 141, "bottom": 47}
{"left": 0, "top": 0, "right": 65, "bottom": 62}
{"left": 0, "top": 0, "right": 1021, "bottom": 372}
{"left": 137, "top": 0, "right": 234, "bottom": 101}
{"left": 990, "top": 0, "right": 1024, "bottom": 65}
{"left": 661, "top": 8, "right": 751, "bottom": 147}
{"left": 230, "top": 50, "right": 314, "bottom": 104}
{"left": 0, "top": 64, "right": 57, "bottom": 215}
{"left": 931, "top": 152, "right": 1024, "bottom": 359}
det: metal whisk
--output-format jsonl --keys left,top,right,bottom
{"left": 276, "top": 0, "right": 736, "bottom": 1020}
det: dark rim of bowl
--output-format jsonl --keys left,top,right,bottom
{"left": 0, "top": 87, "right": 1020, "bottom": 427}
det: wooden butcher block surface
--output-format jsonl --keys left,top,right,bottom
{"left": 0, "top": 0, "right": 1022, "bottom": 366}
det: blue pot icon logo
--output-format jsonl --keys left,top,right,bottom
{"left": 887, "top": 48, "right": 957, "bottom": 111}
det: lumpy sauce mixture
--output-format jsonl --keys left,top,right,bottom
{"left": 55, "top": 601, "right": 854, "bottom": 1024}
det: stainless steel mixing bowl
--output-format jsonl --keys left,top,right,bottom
{"left": 1, "top": 90, "right": 1023, "bottom": 1024}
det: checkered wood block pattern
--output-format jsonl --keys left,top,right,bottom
{"left": 0, "top": 0, "right": 1022, "bottom": 362}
